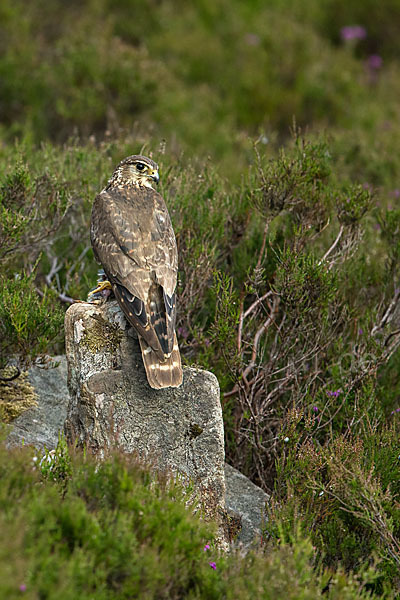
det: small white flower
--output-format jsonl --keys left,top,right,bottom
{"left": 284, "top": 437, "right": 290, "bottom": 443}
{"left": 319, "top": 491, "right": 324, "bottom": 497}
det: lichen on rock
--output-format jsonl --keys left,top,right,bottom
{"left": 0, "top": 370, "right": 38, "bottom": 422}
{"left": 80, "top": 313, "right": 123, "bottom": 354}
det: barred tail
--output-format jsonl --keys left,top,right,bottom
{"left": 139, "top": 333, "right": 183, "bottom": 389}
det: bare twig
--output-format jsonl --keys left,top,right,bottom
{"left": 319, "top": 225, "right": 344, "bottom": 265}
{"left": 237, "top": 291, "right": 273, "bottom": 353}
{"left": 372, "top": 287, "right": 400, "bottom": 336}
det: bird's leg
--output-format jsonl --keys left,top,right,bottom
{"left": 87, "top": 280, "right": 113, "bottom": 297}
{"left": 86, "top": 270, "right": 114, "bottom": 303}
{"left": 73, "top": 276, "right": 113, "bottom": 304}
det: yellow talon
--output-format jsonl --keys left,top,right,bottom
{"left": 88, "top": 280, "right": 113, "bottom": 296}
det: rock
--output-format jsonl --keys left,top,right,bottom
{"left": 5, "top": 346, "right": 269, "bottom": 550}
{"left": 224, "top": 463, "right": 269, "bottom": 547}
{"left": 5, "top": 299, "right": 270, "bottom": 550}
{"left": 6, "top": 356, "right": 69, "bottom": 449}
{"left": 64, "top": 300, "right": 226, "bottom": 525}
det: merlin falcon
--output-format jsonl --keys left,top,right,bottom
{"left": 90, "top": 155, "right": 183, "bottom": 389}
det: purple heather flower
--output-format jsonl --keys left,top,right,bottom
{"left": 209, "top": 562, "right": 217, "bottom": 570}
{"left": 340, "top": 25, "right": 367, "bottom": 41}
{"left": 358, "top": 328, "right": 363, "bottom": 335}
{"left": 203, "top": 544, "right": 210, "bottom": 551}
{"left": 177, "top": 326, "right": 189, "bottom": 340}
{"left": 19, "top": 584, "right": 27, "bottom": 592}
{"left": 326, "top": 389, "right": 342, "bottom": 398}
{"left": 367, "top": 54, "right": 383, "bottom": 70}
{"left": 312, "top": 406, "right": 319, "bottom": 413}
{"left": 244, "top": 33, "right": 261, "bottom": 46}
{"left": 392, "top": 189, "right": 400, "bottom": 198}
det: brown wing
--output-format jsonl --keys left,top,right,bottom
{"left": 90, "top": 185, "right": 178, "bottom": 360}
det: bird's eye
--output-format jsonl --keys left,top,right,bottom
{"left": 136, "top": 163, "right": 146, "bottom": 172}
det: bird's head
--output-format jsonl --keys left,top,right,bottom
{"left": 110, "top": 155, "right": 160, "bottom": 188}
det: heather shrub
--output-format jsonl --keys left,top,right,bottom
{"left": 203, "top": 133, "right": 399, "bottom": 491}
{"left": 266, "top": 416, "right": 400, "bottom": 591}
{"left": 0, "top": 270, "right": 63, "bottom": 370}
{"left": 0, "top": 437, "right": 389, "bottom": 599}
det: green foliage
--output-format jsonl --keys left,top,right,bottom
{"left": 0, "top": 269, "right": 63, "bottom": 369}
{"left": 0, "top": 0, "right": 398, "bottom": 176}
{"left": 378, "top": 208, "right": 400, "bottom": 271}
{"left": 37, "top": 434, "right": 72, "bottom": 483}
{"left": 0, "top": 441, "right": 213, "bottom": 599}
{"left": 273, "top": 248, "right": 337, "bottom": 320}
{"left": 268, "top": 417, "right": 400, "bottom": 591}
{"left": 0, "top": 163, "right": 31, "bottom": 254}
{"left": 250, "top": 135, "right": 332, "bottom": 223}
{"left": 0, "top": 160, "right": 70, "bottom": 262}
{"left": 336, "top": 185, "right": 373, "bottom": 226}
{"left": 210, "top": 272, "right": 240, "bottom": 356}
{"left": 0, "top": 439, "right": 388, "bottom": 599}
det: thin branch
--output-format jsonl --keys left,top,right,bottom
{"left": 45, "top": 255, "right": 63, "bottom": 288}
{"left": 35, "top": 286, "right": 75, "bottom": 304}
{"left": 237, "top": 291, "right": 273, "bottom": 353}
{"left": 255, "top": 221, "right": 270, "bottom": 271}
{"left": 243, "top": 291, "right": 274, "bottom": 320}
{"left": 372, "top": 287, "right": 400, "bottom": 336}
{"left": 319, "top": 224, "right": 344, "bottom": 265}
{"left": 65, "top": 245, "right": 91, "bottom": 283}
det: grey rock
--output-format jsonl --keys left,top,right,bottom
{"left": 64, "top": 301, "right": 226, "bottom": 525}
{"left": 224, "top": 463, "right": 269, "bottom": 547}
{"left": 6, "top": 356, "right": 69, "bottom": 449}
{"left": 7, "top": 304, "right": 269, "bottom": 547}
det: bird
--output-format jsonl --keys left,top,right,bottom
{"left": 90, "top": 154, "right": 183, "bottom": 389}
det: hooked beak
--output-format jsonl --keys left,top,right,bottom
{"left": 149, "top": 170, "right": 160, "bottom": 185}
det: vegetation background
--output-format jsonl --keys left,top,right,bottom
{"left": 1, "top": 0, "right": 400, "bottom": 597}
